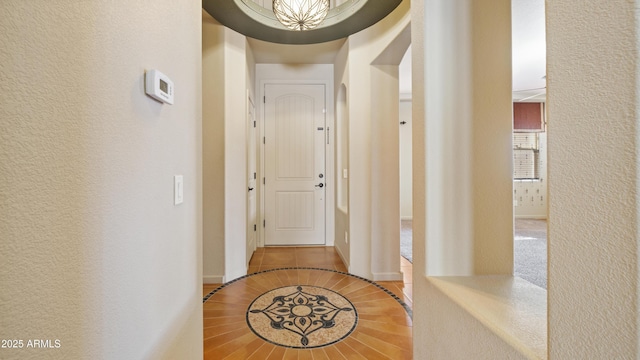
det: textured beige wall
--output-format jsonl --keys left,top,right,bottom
{"left": 346, "top": 0, "right": 410, "bottom": 280}
{"left": 411, "top": 1, "right": 428, "bottom": 357}
{"left": 415, "top": 0, "right": 638, "bottom": 358}
{"left": 334, "top": 41, "right": 350, "bottom": 267}
{"left": 223, "top": 28, "right": 248, "bottom": 281}
{"left": 547, "top": 1, "right": 639, "bottom": 357}
{"left": 370, "top": 64, "right": 402, "bottom": 280}
{"left": 202, "top": 15, "right": 254, "bottom": 283}
{"left": 202, "top": 12, "right": 226, "bottom": 283}
{"left": 0, "top": 2, "right": 202, "bottom": 359}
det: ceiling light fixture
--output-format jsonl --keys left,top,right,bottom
{"left": 273, "top": 0, "right": 330, "bottom": 31}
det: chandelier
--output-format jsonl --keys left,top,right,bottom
{"left": 272, "top": 0, "right": 330, "bottom": 31}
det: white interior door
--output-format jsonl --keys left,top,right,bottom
{"left": 247, "top": 97, "right": 257, "bottom": 265}
{"left": 264, "top": 84, "right": 326, "bottom": 246}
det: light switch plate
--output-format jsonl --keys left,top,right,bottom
{"left": 174, "top": 175, "right": 184, "bottom": 205}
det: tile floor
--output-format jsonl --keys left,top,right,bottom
{"left": 203, "top": 247, "right": 413, "bottom": 359}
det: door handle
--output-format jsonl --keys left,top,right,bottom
{"left": 248, "top": 187, "right": 254, "bottom": 192}
{"left": 315, "top": 183, "right": 324, "bottom": 188}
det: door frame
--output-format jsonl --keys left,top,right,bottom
{"left": 246, "top": 93, "right": 257, "bottom": 265}
{"left": 258, "top": 79, "right": 335, "bottom": 248}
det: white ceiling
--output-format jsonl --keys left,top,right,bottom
{"left": 248, "top": 0, "right": 546, "bottom": 101}
{"left": 399, "top": 46, "right": 411, "bottom": 95}
{"left": 511, "top": 0, "right": 546, "bottom": 101}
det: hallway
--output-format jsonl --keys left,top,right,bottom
{"left": 203, "top": 247, "right": 413, "bottom": 359}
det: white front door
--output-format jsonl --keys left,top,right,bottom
{"left": 247, "top": 96, "right": 257, "bottom": 265}
{"left": 264, "top": 84, "right": 326, "bottom": 246}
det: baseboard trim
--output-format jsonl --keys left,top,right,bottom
{"left": 514, "top": 215, "right": 547, "bottom": 220}
{"left": 372, "top": 271, "right": 404, "bottom": 281}
{"left": 203, "top": 275, "right": 225, "bottom": 284}
{"left": 335, "top": 245, "right": 349, "bottom": 271}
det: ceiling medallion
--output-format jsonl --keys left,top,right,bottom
{"left": 202, "top": 0, "right": 403, "bottom": 44}
{"left": 273, "top": 0, "right": 330, "bottom": 31}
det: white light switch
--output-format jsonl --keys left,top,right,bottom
{"left": 174, "top": 175, "right": 184, "bottom": 205}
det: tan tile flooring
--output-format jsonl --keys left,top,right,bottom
{"left": 203, "top": 247, "right": 413, "bottom": 359}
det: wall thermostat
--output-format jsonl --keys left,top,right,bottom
{"left": 145, "top": 69, "right": 174, "bottom": 104}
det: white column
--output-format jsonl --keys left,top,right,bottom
{"left": 413, "top": 0, "right": 514, "bottom": 357}
{"left": 420, "top": 0, "right": 513, "bottom": 277}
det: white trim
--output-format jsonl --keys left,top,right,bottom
{"left": 515, "top": 215, "right": 547, "bottom": 220}
{"left": 335, "top": 241, "right": 349, "bottom": 270}
{"left": 372, "top": 271, "right": 404, "bottom": 281}
{"left": 400, "top": 216, "right": 413, "bottom": 221}
{"left": 399, "top": 92, "right": 412, "bottom": 101}
{"left": 203, "top": 275, "right": 225, "bottom": 284}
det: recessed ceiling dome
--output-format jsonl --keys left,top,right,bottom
{"left": 202, "top": 0, "right": 402, "bottom": 44}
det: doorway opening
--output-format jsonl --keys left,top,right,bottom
{"left": 512, "top": 0, "right": 547, "bottom": 289}
{"left": 399, "top": 45, "right": 413, "bottom": 264}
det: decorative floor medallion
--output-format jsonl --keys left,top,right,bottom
{"left": 246, "top": 285, "right": 358, "bottom": 349}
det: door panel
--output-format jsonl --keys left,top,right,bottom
{"left": 276, "top": 191, "right": 315, "bottom": 229}
{"left": 265, "top": 84, "right": 325, "bottom": 246}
